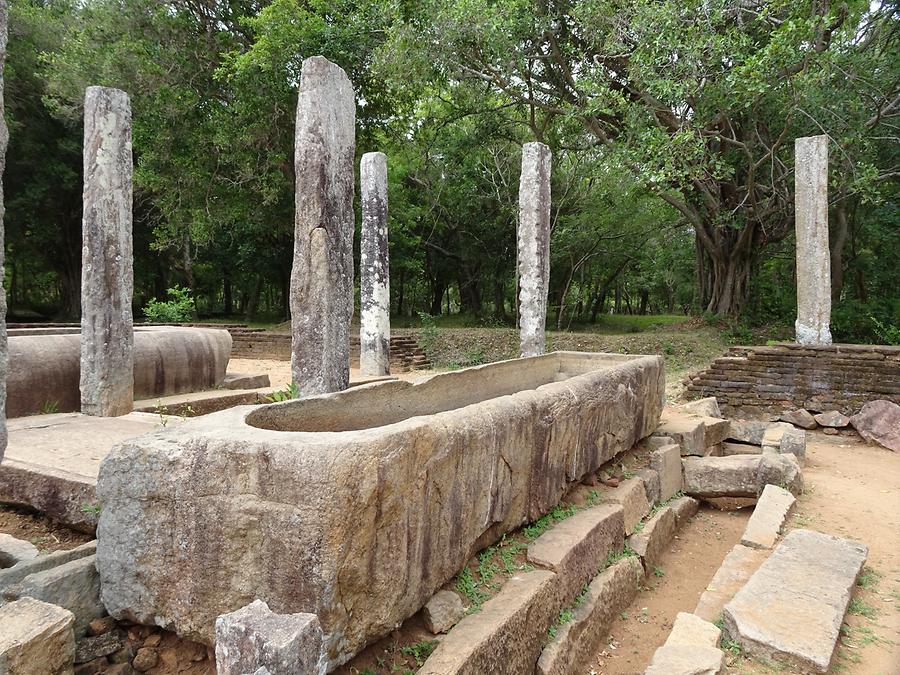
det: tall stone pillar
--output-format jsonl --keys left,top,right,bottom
{"left": 359, "top": 152, "right": 390, "bottom": 377}
{"left": 80, "top": 86, "right": 134, "bottom": 416}
{"left": 0, "top": 0, "right": 8, "bottom": 458}
{"left": 794, "top": 135, "right": 832, "bottom": 345}
{"left": 517, "top": 141, "right": 552, "bottom": 358}
{"left": 290, "top": 57, "right": 356, "bottom": 395}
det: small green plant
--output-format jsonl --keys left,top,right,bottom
{"left": 848, "top": 598, "right": 877, "bottom": 619}
{"left": 154, "top": 402, "right": 170, "bottom": 427}
{"left": 721, "top": 637, "right": 743, "bottom": 656}
{"left": 619, "top": 610, "right": 629, "bottom": 620}
{"left": 712, "top": 617, "right": 725, "bottom": 630}
{"left": 652, "top": 566, "right": 665, "bottom": 578}
{"left": 522, "top": 505, "right": 577, "bottom": 540}
{"left": 586, "top": 489, "right": 600, "bottom": 506}
{"left": 81, "top": 502, "right": 102, "bottom": 516}
{"left": 870, "top": 315, "right": 900, "bottom": 345}
{"left": 143, "top": 285, "right": 195, "bottom": 322}
{"left": 856, "top": 566, "right": 881, "bottom": 590}
{"left": 633, "top": 521, "right": 645, "bottom": 532}
{"left": 265, "top": 382, "right": 300, "bottom": 403}
{"left": 399, "top": 640, "right": 437, "bottom": 667}
{"left": 604, "top": 546, "right": 637, "bottom": 568}
{"left": 416, "top": 311, "right": 439, "bottom": 355}
{"left": 455, "top": 567, "right": 487, "bottom": 610}
{"left": 358, "top": 669, "right": 377, "bottom": 675}
{"left": 39, "top": 400, "right": 59, "bottom": 415}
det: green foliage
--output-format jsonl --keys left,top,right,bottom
{"left": 142, "top": 286, "right": 195, "bottom": 323}
{"left": 399, "top": 641, "right": 437, "bottom": 667}
{"left": 265, "top": 382, "right": 300, "bottom": 403}
{"left": 39, "top": 400, "right": 59, "bottom": 415}
{"left": 522, "top": 505, "right": 577, "bottom": 541}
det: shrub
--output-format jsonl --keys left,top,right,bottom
{"left": 143, "top": 286, "right": 195, "bottom": 323}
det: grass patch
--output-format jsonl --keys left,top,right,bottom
{"left": 856, "top": 565, "right": 881, "bottom": 590}
{"left": 399, "top": 641, "right": 437, "bottom": 667}
{"left": 848, "top": 598, "right": 878, "bottom": 619}
{"left": 522, "top": 504, "right": 577, "bottom": 541}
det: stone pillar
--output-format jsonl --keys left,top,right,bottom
{"left": 80, "top": 86, "right": 134, "bottom": 416}
{"left": 359, "top": 152, "right": 390, "bottom": 376}
{"left": 517, "top": 141, "right": 552, "bottom": 357}
{"left": 794, "top": 135, "right": 832, "bottom": 345}
{"left": 0, "top": 0, "right": 7, "bottom": 458}
{"left": 290, "top": 56, "right": 356, "bottom": 395}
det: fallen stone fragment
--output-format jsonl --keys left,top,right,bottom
{"left": 627, "top": 506, "right": 676, "bottom": 573}
{"left": 422, "top": 590, "right": 465, "bottom": 635}
{"left": 644, "top": 644, "right": 725, "bottom": 675}
{"left": 670, "top": 496, "right": 699, "bottom": 526}
{"left": 740, "top": 485, "right": 795, "bottom": 550}
{"left": 215, "top": 599, "right": 325, "bottom": 675}
{"left": 132, "top": 647, "right": 157, "bottom": 671}
{"left": 420, "top": 570, "right": 559, "bottom": 675}
{"left": 636, "top": 468, "right": 660, "bottom": 506}
{"left": 527, "top": 504, "right": 624, "bottom": 603}
{"left": 814, "top": 410, "right": 850, "bottom": 428}
{"left": 654, "top": 409, "right": 729, "bottom": 456}
{"left": 0, "top": 596, "right": 76, "bottom": 675}
{"left": 650, "top": 444, "right": 683, "bottom": 502}
{"left": 678, "top": 397, "right": 722, "bottom": 419}
{"left": 779, "top": 408, "right": 817, "bottom": 429}
{"left": 756, "top": 453, "right": 803, "bottom": 495}
{"left": 702, "top": 417, "right": 730, "bottom": 448}
{"left": 0, "top": 540, "right": 96, "bottom": 592}
{"left": 822, "top": 427, "right": 839, "bottom": 435}
{"left": 761, "top": 422, "right": 792, "bottom": 453}
{"left": 646, "top": 435, "right": 674, "bottom": 451}
{"left": 87, "top": 616, "right": 116, "bottom": 637}
{"left": 726, "top": 420, "right": 767, "bottom": 445}
{"left": 721, "top": 441, "right": 761, "bottom": 456}
{"left": 666, "top": 612, "right": 721, "bottom": 648}
{"left": 75, "top": 629, "right": 125, "bottom": 664}
{"left": 0, "top": 532, "right": 39, "bottom": 567}
{"left": 779, "top": 427, "right": 806, "bottom": 463}
{"left": 682, "top": 454, "right": 802, "bottom": 499}
{"left": 850, "top": 400, "right": 900, "bottom": 452}
{"left": 536, "top": 557, "right": 642, "bottom": 675}
{"left": 695, "top": 544, "right": 768, "bottom": 622}
{"left": 723, "top": 529, "right": 868, "bottom": 673}
{"left": 598, "top": 477, "right": 650, "bottom": 535}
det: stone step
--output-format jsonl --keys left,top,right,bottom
{"left": 740, "top": 484, "right": 796, "bottom": 550}
{"left": 694, "top": 543, "right": 768, "bottom": 622}
{"left": 627, "top": 505, "right": 676, "bottom": 574}
{"left": 682, "top": 454, "right": 802, "bottom": 499}
{"left": 645, "top": 612, "right": 725, "bottom": 675}
{"left": 723, "top": 529, "right": 868, "bottom": 673}
{"left": 652, "top": 409, "right": 729, "bottom": 456}
{"left": 597, "top": 477, "right": 650, "bottom": 535}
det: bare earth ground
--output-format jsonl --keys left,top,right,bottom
{"left": 227, "top": 358, "right": 430, "bottom": 391}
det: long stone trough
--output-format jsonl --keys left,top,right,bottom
{"left": 94, "top": 351, "right": 665, "bottom": 670}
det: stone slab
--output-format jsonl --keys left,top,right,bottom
{"left": 627, "top": 506, "right": 676, "bottom": 573}
{"left": 670, "top": 496, "right": 699, "bottom": 527}
{"left": 741, "top": 485, "right": 795, "bottom": 550}
{"left": 637, "top": 468, "right": 660, "bottom": 506}
{"left": 644, "top": 644, "right": 725, "bottom": 675}
{"left": 598, "top": 477, "right": 650, "bottom": 535}
{"left": 761, "top": 422, "right": 792, "bottom": 453}
{"left": 0, "top": 596, "right": 75, "bottom": 675}
{"left": 814, "top": 410, "right": 850, "bottom": 428}
{"left": 683, "top": 454, "right": 802, "bottom": 499}
{"left": 650, "top": 444, "right": 682, "bottom": 501}
{"left": 779, "top": 427, "right": 806, "bottom": 462}
{"left": 527, "top": 504, "right": 624, "bottom": 604}
{"left": 222, "top": 372, "right": 271, "bottom": 390}
{"left": 536, "top": 556, "right": 642, "bottom": 675}
{"left": 0, "top": 541, "right": 97, "bottom": 592}
{"left": 653, "top": 409, "right": 706, "bottom": 455}
{"left": 723, "top": 529, "right": 868, "bottom": 673}
{"left": 721, "top": 441, "right": 761, "bottom": 456}
{"left": 726, "top": 420, "right": 767, "bottom": 446}
{"left": 422, "top": 590, "right": 465, "bottom": 635}
{"left": 666, "top": 612, "right": 721, "bottom": 648}
{"left": 695, "top": 544, "right": 768, "bottom": 622}
{"left": 0, "top": 532, "right": 39, "bottom": 567}
{"left": 419, "top": 569, "right": 559, "bottom": 675}
{"left": 678, "top": 397, "right": 722, "bottom": 419}
{"left": 779, "top": 409, "right": 817, "bottom": 429}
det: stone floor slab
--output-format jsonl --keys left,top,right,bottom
{"left": 694, "top": 544, "right": 767, "bottom": 622}
{"left": 740, "top": 484, "right": 795, "bottom": 549}
{"left": 598, "top": 477, "right": 650, "bottom": 535}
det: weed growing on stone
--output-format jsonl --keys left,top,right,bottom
{"left": 587, "top": 489, "right": 600, "bottom": 506}
{"left": 39, "top": 400, "right": 59, "bottom": 415}
{"left": 573, "top": 583, "right": 589, "bottom": 607}
{"left": 399, "top": 641, "right": 437, "bottom": 667}
{"left": 633, "top": 521, "right": 645, "bottom": 532}
{"left": 848, "top": 598, "right": 878, "bottom": 619}
{"left": 547, "top": 608, "right": 576, "bottom": 640}
{"left": 522, "top": 504, "right": 577, "bottom": 540}
{"left": 604, "top": 546, "right": 637, "bottom": 569}
{"left": 80, "top": 503, "right": 102, "bottom": 516}
{"left": 455, "top": 567, "right": 487, "bottom": 610}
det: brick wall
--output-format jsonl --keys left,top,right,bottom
{"left": 684, "top": 343, "right": 900, "bottom": 416}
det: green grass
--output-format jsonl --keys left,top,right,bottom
{"left": 848, "top": 598, "right": 878, "bottom": 619}
{"left": 399, "top": 641, "right": 437, "bottom": 667}
{"left": 856, "top": 566, "right": 881, "bottom": 590}
{"left": 522, "top": 505, "right": 577, "bottom": 541}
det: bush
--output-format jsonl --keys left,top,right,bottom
{"left": 143, "top": 286, "right": 195, "bottom": 322}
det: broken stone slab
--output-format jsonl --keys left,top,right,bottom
{"left": 0, "top": 596, "right": 76, "bottom": 675}
{"left": 740, "top": 485, "right": 795, "bottom": 550}
{"left": 695, "top": 544, "right": 768, "bottom": 622}
{"left": 761, "top": 422, "right": 792, "bottom": 453}
{"left": 0, "top": 532, "right": 39, "bottom": 567}
{"left": 422, "top": 590, "right": 465, "bottom": 635}
{"left": 850, "top": 399, "right": 900, "bottom": 452}
{"left": 527, "top": 504, "right": 624, "bottom": 604}
{"left": 650, "top": 444, "right": 683, "bottom": 502}
{"left": 779, "top": 427, "right": 806, "bottom": 462}
{"left": 214, "top": 599, "right": 325, "bottom": 675}
{"left": 670, "top": 496, "right": 699, "bottom": 527}
{"left": 75, "top": 629, "right": 125, "bottom": 664}
{"left": 723, "top": 529, "right": 868, "bottom": 673}
{"left": 682, "top": 454, "right": 802, "bottom": 499}
{"left": 419, "top": 569, "right": 559, "bottom": 675}
{"left": 721, "top": 441, "right": 761, "bottom": 456}
{"left": 779, "top": 409, "right": 817, "bottom": 430}
{"left": 627, "top": 505, "right": 676, "bottom": 574}
{"left": 644, "top": 644, "right": 725, "bottom": 675}
{"left": 654, "top": 409, "right": 729, "bottom": 456}
{"left": 0, "top": 540, "right": 96, "bottom": 592}
{"left": 726, "top": 420, "right": 767, "bottom": 446}
{"left": 756, "top": 453, "right": 803, "bottom": 496}
{"left": 598, "top": 476, "right": 650, "bottom": 535}
{"left": 637, "top": 468, "right": 660, "bottom": 506}
{"left": 536, "top": 556, "right": 642, "bottom": 675}
{"left": 814, "top": 410, "right": 850, "bottom": 428}
{"left": 4, "top": 554, "right": 103, "bottom": 637}
{"left": 678, "top": 397, "right": 723, "bottom": 419}
{"left": 666, "top": 611, "right": 721, "bottom": 648}
{"left": 646, "top": 435, "right": 674, "bottom": 451}
{"left": 222, "top": 373, "right": 270, "bottom": 390}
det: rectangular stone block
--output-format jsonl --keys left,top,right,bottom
{"left": 420, "top": 570, "right": 559, "bottom": 675}
{"left": 527, "top": 504, "right": 624, "bottom": 604}
{"left": 0, "top": 596, "right": 75, "bottom": 675}
{"left": 695, "top": 544, "right": 768, "bottom": 622}
{"left": 670, "top": 496, "right": 699, "bottom": 527}
{"left": 626, "top": 505, "right": 676, "bottom": 573}
{"left": 645, "top": 644, "right": 725, "bottom": 675}
{"left": 636, "top": 468, "right": 660, "bottom": 506}
{"left": 665, "top": 612, "right": 721, "bottom": 649}
{"left": 740, "top": 484, "right": 795, "bottom": 550}
{"left": 0, "top": 541, "right": 96, "bottom": 592}
{"left": 598, "top": 476, "right": 650, "bottom": 535}
{"left": 650, "top": 444, "right": 683, "bottom": 502}
{"left": 726, "top": 420, "right": 767, "bottom": 445}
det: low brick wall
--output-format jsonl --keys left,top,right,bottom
{"left": 684, "top": 343, "right": 900, "bottom": 417}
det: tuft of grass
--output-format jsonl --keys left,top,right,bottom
{"left": 856, "top": 565, "right": 881, "bottom": 590}
{"left": 455, "top": 567, "right": 487, "bottom": 610}
{"left": 399, "top": 640, "right": 437, "bottom": 667}
{"left": 848, "top": 598, "right": 878, "bottom": 619}
{"left": 721, "top": 637, "right": 743, "bottom": 657}
{"left": 652, "top": 566, "right": 665, "bottom": 578}
{"left": 522, "top": 505, "right": 577, "bottom": 541}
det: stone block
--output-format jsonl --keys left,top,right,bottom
{"left": 222, "top": 373, "right": 270, "bottom": 390}
{"left": 721, "top": 441, "right": 761, "bottom": 456}
{"left": 814, "top": 410, "right": 850, "bottom": 428}
{"left": 703, "top": 418, "right": 730, "bottom": 447}
{"left": 536, "top": 557, "right": 642, "bottom": 675}
{"left": 670, "top": 496, "right": 699, "bottom": 527}
{"left": 653, "top": 410, "right": 706, "bottom": 455}
{"left": 726, "top": 420, "right": 767, "bottom": 445}
{"left": 598, "top": 477, "right": 650, "bottom": 535}
{"left": 528, "top": 504, "right": 624, "bottom": 603}
{"left": 756, "top": 453, "right": 803, "bottom": 496}
{"left": 779, "top": 427, "right": 806, "bottom": 462}
{"left": 779, "top": 408, "right": 817, "bottom": 429}
{"left": 627, "top": 506, "right": 676, "bottom": 573}
{"left": 0, "top": 596, "right": 76, "bottom": 674}
{"left": 636, "top": 468, "right": 660, "bottom": 506}
{"left": 723, "top": 529, "right": 867, "bottom": 673}
{"left": 695, "top": 544, "right": 768, "bottom": 622}
{"left": 0, "top": 533, "right": 39, "bottom": 567}
{"left": 646, "top": 436, "right": 674, "bottom": 451}
{"left": 683, "top": 454, "right": 802, "bottom": 499}
{"left": 740, "top": 485, "right": 795, "bottom": 549}
{"left": 0, "top": 540, "right": 96, "bottom": 592}
{"left": 644, "top": 644, "right": 725, "bottom": 675}
{"left": 678, "top": 397, "right": 722, "bottom": 419}
{"left": 422, "top": 590, "right": 465, "bottom": 635}
{"left": 215, "top": 599, "right": 325, "bottom": 675}
{"left": 75, "top": 630, "right": 125, "bottom": 664}
{"left": 850, "top": 399, "right": 900, "bottom": 452}
{"left": 419, "top": 570, "right": 559, "bottom": 675}
{"left": 666, "top": 612, "right": 721, "bottom": 648}
{"left": 650, "top": 444, "right": 682, "bottom": 501}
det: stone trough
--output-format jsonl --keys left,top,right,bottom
{"left": 94, "top": 351, "right": 665, "bottom": 670}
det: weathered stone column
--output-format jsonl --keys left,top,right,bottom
{"left": 0, "top": 0, "right": 8, "bottom": 458}
{"left": 517, "top": 141, "right": 552, "bottom": 358}
{"left": 80, "top": 86, "right": 134, "bottom": 416}
{"left": 359, "top": 152, "right": 390, "bottom": 377}
{"left": 290, "top": 56, "right": 356, "bottom": 395}
{"left": 794, "top": 135, "right": 832, "bottom": 345}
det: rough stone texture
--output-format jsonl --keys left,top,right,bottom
{"left": 721, "top": 441, "right": 761, "bottom": 456}
{"left": 670, "top": 496, "right": 699, "bottom": 527}
{"left": 780, "top": 427, "right": 806, "bottom": 462}
{"left": 667, "top": 612, "right": 721, "bottom": 648}
{"left": 794, "top": 135, "right": 832, "bottom": 346}
{"left": 223, "top": 372, "right": 270, "bottom": 390}
{"left": 637, "top": 468, "right": 660, "bottom": 506}
{"left": 527, "top": 504, "right": 624, "bottom": 604}
{"left": 683, "top": 454, "right": 802, "bottom": 498}
{"left": 685, "top": 343, "right": 900, "bottom": 417}
{"left": 75, "top": 630, "right": 125, "bottom": 664}
{"left": 695, "top": 543, "right": 768, "bottom": 622}
{"left": 0, "top": 0, "right": 7, "bottom": 463}
{"left": 0, "top": 596, "right": 75, "bottom": 675}
{"left": 678, "top": 397, "right": 722, "bottom": 419}
{"left": 726, "top": 420, "right": 767, "bottom": 445}
{"left": 422, "top": 590, "right": 465, "bottom": 635}
{"left": 646, "top": 435, "right": 673, "bottom": 451}
{"left": 650, "top": 444, "right": 683, "bottom": 501}
{"left": 4, "top": 554, "right": 103, "bottom": 637}
{"left": 653, "top": 409, "right": 728, "bottom": 456}
{"left": 644, "top": 645, "right": 725, "bottom": 675}
{"left": 517, "top": 141, "right": 552, "bottom": 358}
{"left": 740, "top": 484, "right": 795, "bottom": 549}
{"left": 215, "top": 599, "right": 325, "bottom": 675}
{"left": 290, "top": 56, "right": 355, "bottom": 396}
{"left": 0, "top": 532, "right": 40, "bottom": 567}
{"left": 359, "top": 151, "right": 390, "bottom": 377}
{"left": 80, "top": 86, "right": 134, "bottom": 417}
{"left": 95, "top": 352, "right": 664, "bottom": 668}
{"left": 419, "top": 570, "right": 558, "bottom": 675}
{"left": 723, "top": 529, "right": 867, "bottom": 673}
{"left": 598, "top": 476, "right": 650, "bottom": 535}
{"left": 779, "top": 408, "right": 817, "bottom": 429}
{"left": 0, "top": 541, "right": 97, "bottom": 592}
{"left": 536, "top": 557, "right": 642, "bottom": 675}
{"left": 627, "top": 505, "right": 676, "bottom": 573}
{"left": 761, "top": 422, "right": 791, "bottom": 453}
{"left": 850, "top": 399, "right": 900, "bottom": 451}
{"left": 814, "top": 410, "right": 850, "bottom": 428}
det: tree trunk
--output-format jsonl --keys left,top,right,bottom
{"left": 430, "top": 278, "right": 447, "bottom": 316}
{"left": 396, "top": 269, "right": 405, "bottom": 317}
{"left": 223, "top": 267, "right": 233, "bottom": 316}
{"left": 244, "top": 275, "right": 262, "bottom": 321}
{"left": 830, "top": 197, "right": 850, "bottom": 301}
